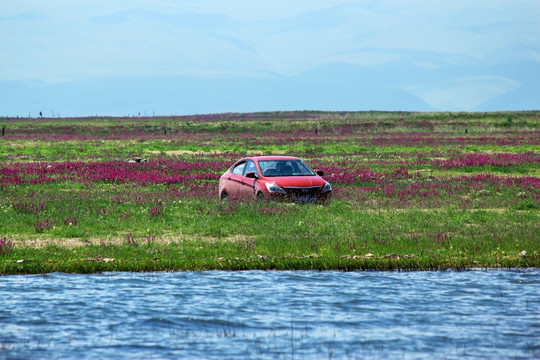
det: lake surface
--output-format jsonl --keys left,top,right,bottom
{"left": 1, "top": 270, "right": 539, "bottom": 359}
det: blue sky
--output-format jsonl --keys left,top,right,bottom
{"left": 1, "top": 0, "right": 539, "bottom": 117}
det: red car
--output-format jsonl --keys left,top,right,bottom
{"left": 219, "top": 156, "right": 332, "bottom": 203}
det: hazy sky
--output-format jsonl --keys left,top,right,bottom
{"left": 1, "top": 0, "right": 539, "bottom": 116}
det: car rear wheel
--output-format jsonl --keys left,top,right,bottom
{"left": 220, "top": 192, "right": 229, "bottom": 204}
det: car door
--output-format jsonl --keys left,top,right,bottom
{"left": 228, "top": 161, "right": 246, "bottom": 199}
{"left": 237, "top": 160, "right": 258, "bottom": 200}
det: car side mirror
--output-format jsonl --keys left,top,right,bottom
{"left": 245, "top": 171, "right": 258, "bottom": 179}
{"left": 316, "top": 170, "right": 324, "bottom": 176}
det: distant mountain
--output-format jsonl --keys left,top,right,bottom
{"left": 1, "top": 60, "right": 539, "bottom": 117}
{"left": 476, "top": 84, "right": 540, "bottom": 111}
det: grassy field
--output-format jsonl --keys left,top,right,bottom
{"left": 0, "top": 111, "right": 538, "bottom": 274}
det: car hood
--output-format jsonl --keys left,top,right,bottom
{"left": 268, "top": 176, "right": 325, "bottom": 188}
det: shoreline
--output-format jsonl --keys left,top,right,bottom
{"left": 1, "top": 243, "right": 537, "bottom": 275}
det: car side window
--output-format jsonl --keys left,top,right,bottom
{"left": 244, "top": 160, "right": 257, "bottom": 177}
{"left": 232, "top": 162, "right": 246, "bottom": 175}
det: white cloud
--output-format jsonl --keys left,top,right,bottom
{"left": 2, "top": 0, "right": 539, "bottom": 82}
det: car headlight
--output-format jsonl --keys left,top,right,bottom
{"left": 265, "top": 182, "right": 286, "bottom": 194}
{"left": 321, "top": 181, "right": 332, "bottom": 194}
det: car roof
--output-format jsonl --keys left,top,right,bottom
{"left": 243, "top": 156, "right": 300, "bottom": 161}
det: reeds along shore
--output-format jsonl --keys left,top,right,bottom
{"left": 0, "top": 111, "right": 538, "bottom": 274}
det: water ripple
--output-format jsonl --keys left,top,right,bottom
{"left": 1, "top": 270, "right": 539, "bottom": 359}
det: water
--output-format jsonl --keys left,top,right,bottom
{"left": 1, "top": 270, "right": 539, "bottom": 359}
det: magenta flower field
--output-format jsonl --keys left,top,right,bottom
{"left": 1, "top": 111, "right": 538, "bottom": 207}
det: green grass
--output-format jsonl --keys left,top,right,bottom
{"left": 1, "top": 199, "right": 538, "bottom": 274}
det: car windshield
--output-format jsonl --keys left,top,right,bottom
{"left": 257, "top": 160, "right": 315, "bottom": 177}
